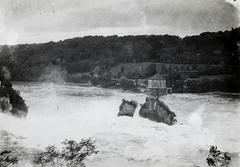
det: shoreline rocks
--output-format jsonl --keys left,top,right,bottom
{"left": 0, "top": 80, "right": 28, "bottom": 118}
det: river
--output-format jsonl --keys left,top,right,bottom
{"left": 0, "top": 82, "right": 240, "bottom": 167}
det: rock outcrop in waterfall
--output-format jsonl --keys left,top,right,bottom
{"left": 118, "top": 99, "right": 138, "bottom": 117}
{"left": 139, "top": 97, "right": 177, "bottom": 125}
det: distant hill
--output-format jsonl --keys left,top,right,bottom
{"left": 0, "top": 27, "right": 239, "bottom": 83}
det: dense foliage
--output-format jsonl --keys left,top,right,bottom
{"left": 0, "top": 69, "right": 28, "bottom": 117}
{"left": 0, "top": 85, "right": 28, "bottom": 117}
{"left": 180, "top": 76, "right": 240, "bottom": 93}
{"left": 206, "top": 146, "right": 231, "bottom": 167}
{"left": 0, "top": 145, "right": 232, "bottom": 167}
{"left": 0, "top": 150, "right": 18, "bottom": 167}
{"left": 5, "top": 87, "right": 28, "bottom": 116}
{"left": 33, "top": 138, "right": 98, "bottom": 167}
{"left": 0, "top": 28, "right": 239, "bottom": 83}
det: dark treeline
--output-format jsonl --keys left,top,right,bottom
{"left": 0, "top": 27, "right": 239, "bottom": 83}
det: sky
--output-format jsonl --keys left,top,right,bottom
{"left": 0, "top": 0, "right": 239, "bottom": 45}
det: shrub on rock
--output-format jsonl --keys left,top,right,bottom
{"left": 118, "top": 99, "right": 138, "bottom": 117}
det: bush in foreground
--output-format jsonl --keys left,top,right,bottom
{"left": 1, "top": 145, "right": 231, "bottom": 167}
{"left": 194, "top": 146, "right": 232, "bottom": 167}
{"left": 206, "top": 146, "right": 231, "bottom": 167}
{"left": 33, "top": 138, "right": 98, "bottom": 167}
{"left": 0, "top": 150, "right": 18, "bottom": 167}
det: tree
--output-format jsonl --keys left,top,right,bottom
{"left": 33, "top": 138, "right": 98, "bottom": 167}
{"left": 62, "top": 139, "right": 98, "bottom": 167}
{"left": 55, "top": 58, "right": 61, "bottom": 65}
{"left": 120, "top": 66, "right": 125, "bottom": 73}
{"left": 131, "top": 66, "right": 143, "bottom": 79}
{"left": 117, "top": 71, "right": 122, "bottom": 79}
{"left": 119, "top": 76, "right": 135, "bottom": 90}
{"left": 206, "top": 146, "right": 231, "bottom": 167}
{"left": 168, "top": 65, "right": 173, "bottom": 86}
{"left": 0, "top": 27, "right": 239, "bottom": 84}
{"left": 0, "top": 150, "right": 18, "bottom": 167}
{"left": 33, "top": 145, "right": 61, "bottom": 166}
{"left": 145, "top": 64, "right": 157, "bottom": 78}
{"left": 211, "top": 79, "right": 220, "bottom": 91}
{"left": 161, "top": 64, "right": 168, "bottom": 74}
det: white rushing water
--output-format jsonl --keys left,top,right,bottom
{"left": 0, "top": 82, "right": 240, "bottom": 167}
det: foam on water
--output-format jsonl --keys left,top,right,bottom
{"left": 1, "top": 83, "right": 240, "bottom": 167}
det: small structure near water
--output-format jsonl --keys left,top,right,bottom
{"left": 139, "top": 97, "right": 177, "bottom": 125}
{"left": 145, "top": 74, "right": 172, "bottom": 96}
{"left": 118, "top": 99, "right": 138, "bottom": 117}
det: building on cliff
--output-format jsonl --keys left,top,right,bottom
{"left": 146, "top": 73, "right": 172, "bottom": 96}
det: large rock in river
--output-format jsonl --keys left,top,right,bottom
{"left": 139, "top": 97, "right": 177, "bottom": 125}
{"left": 118, "top": 99, "right": 138, "bottom": 117}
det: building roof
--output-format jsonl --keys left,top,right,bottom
{"left": 148, "top": 73, "right": 165, "bottom": 80}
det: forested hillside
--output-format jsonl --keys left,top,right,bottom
{"left": 0, "top": 27, "right": 239, "bottom": 82}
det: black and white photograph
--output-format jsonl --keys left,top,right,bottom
{"left": 0, "top": 0, "right": 239, "bottom": 166}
